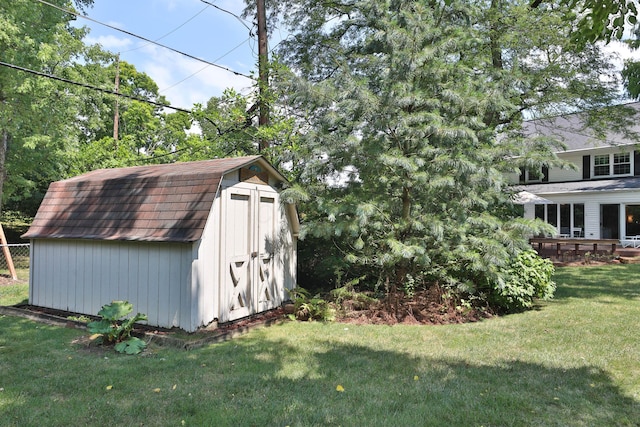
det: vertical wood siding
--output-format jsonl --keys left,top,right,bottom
{"left": 29, "top": 239, "right": 193, "bottom": 329}
{"left": 29, "top": 171, "right": 297, "bottom": 332}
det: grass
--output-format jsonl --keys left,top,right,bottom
{"left": 0, "top": 265, "right": 639, "bottom": 426}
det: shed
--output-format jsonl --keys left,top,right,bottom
{"left": 22, "top": 156, "right": 298, "bottom": 332}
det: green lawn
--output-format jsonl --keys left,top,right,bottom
{"left": 0, "top": 265, "right": 639, "bottom": 426}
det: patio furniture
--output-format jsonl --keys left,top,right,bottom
{"left": 621, "top": 236, "right": 640, "bottom": 248}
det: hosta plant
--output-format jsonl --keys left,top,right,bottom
{"left": 87, "top": 300, "right": 148, "bottom": 355}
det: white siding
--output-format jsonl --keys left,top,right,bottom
{"left": 191, "top": 194, "right": 222, "bottom": 329}
{"left": 28, "top": 168, "right": 298, "bottom": 332}
{"left": 550, "top": 152, "right": 584, "bottom": 182}
{"left": 29, "top": 239, "right": 193, "bottom": 330}
{"left": 522, "top": 189, "right": 640, "bottom": 239}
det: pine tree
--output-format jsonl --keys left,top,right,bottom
{"left": 261, "top": 0, "right": 625, "bottom": 294}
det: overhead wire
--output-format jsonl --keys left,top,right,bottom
{"left": 160, "top": 36, "right": 254, "bottom": 93}
{"left": 34, "top": 0, "right": 255, "bottom": 80}
{"left": 198, "top": 0, "right": 255, "bottom": 34}
{"left": 0, "top": 59, "right": 260, "bottom": 163}
{"left": 0, "top": 60, "right": 192, "bottom": 113}
{"left": 121, "top": 4, "right": 211, "bottom": 53}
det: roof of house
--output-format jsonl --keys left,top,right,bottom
{"left": 522, "top": 102, "right": 640, "bottom": 153}
{"left": 518, "top": 176, "right": 640, "bottom": 195}
{"left": 22, "top": 156, "right": 284, "bottom": 243}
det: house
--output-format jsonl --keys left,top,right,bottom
{"left": 511, "top": 102, "right": 640, "bottom": 243}
{"left": 22, "top": 156, "right": 299, "bottom": 332}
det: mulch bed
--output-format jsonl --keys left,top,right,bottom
{"left": 336, "top": 286, "right": 493, "bottom": 326}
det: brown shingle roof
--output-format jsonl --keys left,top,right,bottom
{"left": 22, "top": 156, "right": 267, "bottom": 242}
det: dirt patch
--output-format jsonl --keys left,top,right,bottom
{"left": 336, "top": 286, "right": 493, "bottom": 326}
{"left": 0, "top": 274, "right": 26, "bottom": 286}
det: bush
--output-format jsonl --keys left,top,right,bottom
{"left": 286, "top": 287, "right": 336, "bottom": 321}
{"left": 87, "top": 301, "right": 148, "bottom": 354}
{"left": 490, "top": 250, "right": 556, "bottom": 312}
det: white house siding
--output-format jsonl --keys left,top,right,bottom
{"left": 523, "top": 189, "right": 640, "bottom": 239}
{"left": 551, "top": 152, "right": 584, "bottom": 182}
{"left": 29, "top": 239, "right": 193, "bottom": 329}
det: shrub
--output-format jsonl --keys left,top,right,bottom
{"left": 286, "top": 287, "right": 336, "bottom": 321}
{"left": 491, "top": 249, "right": 556, "bottom": 312}
{"left": 87, "top": 301, "right": 148, "bottom": 355}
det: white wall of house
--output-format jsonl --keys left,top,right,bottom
{"left": 523, "top": 189, "right": 640, "bottom": 239}
{"left": 29, "top": 239, "right": 193, "bottom": 329}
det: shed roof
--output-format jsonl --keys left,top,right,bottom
{"left": 22, "top": 156, "right": 282, "bottom": 242}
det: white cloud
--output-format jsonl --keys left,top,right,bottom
{"left": 137, "top": 45, "right": 255, "bottom": 110}
{"left": 85, "top": 34, "right": 133, "bottom": 50}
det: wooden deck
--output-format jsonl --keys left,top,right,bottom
{"left": 530, "top": 238, "right": 620, "bottom": 260}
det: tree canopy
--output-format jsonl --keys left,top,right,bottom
{"left": 256, "top": 0, "right": 627, "bottom": 298}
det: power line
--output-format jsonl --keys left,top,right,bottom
{"left": 160, "top": 36, "right": 253, "bottom": 93}
{"left": 0, "top": 59, "right": 257, "bottom": 138}
{"left": 34, "top": 0, "right": 255, "bottom": 80}
{"left": 122, "top": 4, "right": 211, "bottom": 54}
{"left": 199, "top": 0, "right": 255, "bottom": 34}
{"left": 0, "top": 60, "right": 192, "bottom": 114}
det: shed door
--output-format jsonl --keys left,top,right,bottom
{"left": 222, "top": 186, "right": 280, "bottom": 322}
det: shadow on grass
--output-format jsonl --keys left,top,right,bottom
{"left": 552, "top": 264, "right": 640, "bottom": 301}
{"left": 3, "top": 316, "right": 637, "bottom": 426}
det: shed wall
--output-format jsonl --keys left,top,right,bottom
{"left": 29, "top": 239, "right": 193, "bottom": 329}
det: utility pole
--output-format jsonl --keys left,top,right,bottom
{"left": 257, "top": 0, "right": 269, "bottom": 151}
{"left": 113, "top": 54, "right": 120, "bottom": 145}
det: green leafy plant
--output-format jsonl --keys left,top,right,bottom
{"left": 330, "top": 280, "right": 377, "bottom": 311}
{"left": 87, "top": 301, "right": 148, "bottom": 355}
{"left": 286, "top": 287, "right": 335, "bottom": 321}
{"left": 491, "top": 250, "right": 556, "bottom": 312}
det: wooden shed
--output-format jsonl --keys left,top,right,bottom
{"left": 22, "top": 156, "right": 298, "bottom": 332}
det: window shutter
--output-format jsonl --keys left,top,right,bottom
{"left": 583, "top": 155, "right": 590, "bottom": 179}
{"left": 635, "top": 151, "right": 640, "bottom": 176}
{"left": 542, "top": 165, "right": 549, "bottom": 182}
{"left": 519, "top": 167, "right": 525, "bottom": 183}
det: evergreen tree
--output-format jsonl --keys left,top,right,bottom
{"left": 260, "top": 0, "right": 625, "bottom": 297}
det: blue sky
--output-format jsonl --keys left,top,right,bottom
{"left": 77, "top": 0, "right": 267, "bottom": 110}
{"left": 75, "top": 0, "right": 639, "bottom": 112}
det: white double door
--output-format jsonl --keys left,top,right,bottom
{"left": 221, "top": 184, "right": 280, "bottom": 322}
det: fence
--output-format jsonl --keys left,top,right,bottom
{"left": 0, "top": 243, "right": 30, "bottom": 274}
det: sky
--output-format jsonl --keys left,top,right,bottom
{"left": 75, "top": 0, "right": 269, "bottom": 111}
{"left": 74, "top": 0, "right": 640, "bottom": 113}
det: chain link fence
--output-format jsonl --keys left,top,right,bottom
{"left": 0, "top": 243, "right": 30, "bottom": 273}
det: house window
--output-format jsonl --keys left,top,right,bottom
{"left": 625, "top": 205, "right": 640, "bottom": 237}
{"left": 593, "top": 152, "right": 632, "bottom": 177}
{"left": 614, "top": 153, "right": 631, "bottom": 175}
{"left": 527, "top": 168, "right": 542, "bottom": 182}
{"left": 594, "top": 154, "right": 610, "bottom": 176}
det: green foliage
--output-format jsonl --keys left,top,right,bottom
{"left": 565, "top": 0, "right": 637, "bottom": 44}
{"left": 87, "top": 300, "right": 148, "bottom": 354}
{"left": 286, "top": 287, "right": 335, "bottom": 322}
{"left": 114, "top": 336, "right": 147, "bottom": 355}
{"left": 330, "top": 281, "right": 378, "bottom": 311}
{"left": 253, "top": 0, "right": 625, "bottom": 302}
{"left": 490, "top": 250, "right": 556, "bottom": 312}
